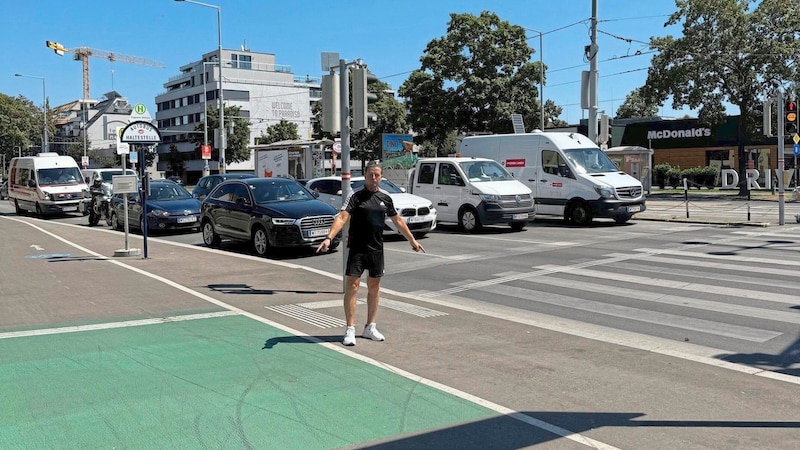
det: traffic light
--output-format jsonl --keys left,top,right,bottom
{"left": 321, "top": 73, "right": 340, "bottom": 133}
{"left": 786, "top": 100, "right": 798, "bottom": 136}
{"left": 761, "top": 100, "right": 772, "bottom": 137}
{"left": 352, "top": 66, "right": 379, "bottom": 131}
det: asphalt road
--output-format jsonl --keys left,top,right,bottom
{"left": 2, "top": 200, "right": 800, "bottom": 448}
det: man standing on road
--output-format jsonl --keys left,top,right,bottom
{"left": 316, "top": 162, "right": 425, "bottom": 346}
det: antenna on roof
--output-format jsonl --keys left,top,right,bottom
{"left": 241, "top": 40, "right": 249, "bottom": 52}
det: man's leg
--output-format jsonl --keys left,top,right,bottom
{"left": 344, "top": 275, "right": 361, "bottom": 327}
{"left": 365, "top": 276, "right": 381, "bottom": 324}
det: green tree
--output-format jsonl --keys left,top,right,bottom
{"left": 399, "top": 11, "right": 544, "bottom": 150}
{"left": 192, "top": 105, "right": 252, "bottom": 165}
{"left": 164, "top": 144, "right": 191, "bottom": 176}
{"left": 0, "top": 94, "right": 54, "bottom": 166}
{"left": 257, "top": 119, "right": 299, "bottom": 145}
{"left": 615, "top": 87, "right": 659, "bottom": 119}
{"left": 641, "top": 0, "right": 800, "bottom": 194}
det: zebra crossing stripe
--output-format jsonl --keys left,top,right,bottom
{"left": 266, "top": 299, "right": 447, "bottom": 328}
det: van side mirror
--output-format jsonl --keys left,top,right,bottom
{"left": 452, "top": 174, "right": 464, "bottom": 186}
{"left": 27, "top": 179, "right": 36, "bottom": 188}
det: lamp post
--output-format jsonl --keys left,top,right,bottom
{"left": 175, "top": 0, "right": 226, "bottom": 173}
{"left": 14, "top": 73, "right": 48, "bottom": 153}
{"left": 526, "top": 29, "right": 545, "bottom": 131}
{"left": 202, "top": 61, "right": 218, "bottom": 176}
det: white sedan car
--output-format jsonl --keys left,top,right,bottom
{"left": 306, "top": 176, "right": 437, "bottom": 237}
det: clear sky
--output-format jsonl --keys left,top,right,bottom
{"left": 3, "top": 0, "right": 695, "bottom": 126}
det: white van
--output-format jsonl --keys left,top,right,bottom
{"left": 458, "top": 132, "right": 646, "bottom": 225}
{"left": 407, "top": 157, "right": 534, "bottom": 232}
{"left": 7, "top": 153, "right": 89, "bottom": 216}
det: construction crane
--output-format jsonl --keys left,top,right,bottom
{"left": 45, "top": 40, "right": 165, "bottom": 100}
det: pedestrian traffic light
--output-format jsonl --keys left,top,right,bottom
{"left": 352, "top": 66, "right": 379, "bottom": 131}
{"left": 786, "top": 100, "right": 798, "bottom": 135}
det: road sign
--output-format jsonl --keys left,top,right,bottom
{"left": 794, "top": 144, "right": 800, "bottom": 156}
{"left": 793, "top": 133, "right": 800, "bottom": 145}
{"left": 332, "top": 141, "right": 341, "bottom": 154}
{"left": 121, "top": 121, "right": 161, "bottom": 144}
{"left": 129, "top": 103, "right": 152, "bottom": 122}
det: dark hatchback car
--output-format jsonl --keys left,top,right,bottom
{"left": 200, "top": 178, "right": 339, "bottom": 256}
{"left": 109, "top": 180, "right": 202, "bottom": 233}
{"left": 192, "top": 173, "right": 255, "bottom": 200}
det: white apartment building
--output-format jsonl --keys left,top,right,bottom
{"left": 154, "top": 48, "right": 321, "bottom": 182}
{"left": 51, "top": 91, "right": 133, "bottom": 165}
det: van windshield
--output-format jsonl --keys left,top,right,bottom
{"left": 37, "top": 167, "right": 84, "bottom": 186}
{"left": 563, "top": 148, "right": 619, "bottom": 174}
{"left": 459, "top": 160, "right": 512, "bottom": 182}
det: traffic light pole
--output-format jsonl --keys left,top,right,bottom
{"left": 777, "top": 91, "right": 785, "bottom": 225}
{"left": 339, "top": 58, "right": 352, "bottom": 294}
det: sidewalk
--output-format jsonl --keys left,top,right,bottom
{"left": 2, "top": 214, "right": 800, "bottom": 448}
{"left": 635, "top": 188, "right": 800, "bottom": 226}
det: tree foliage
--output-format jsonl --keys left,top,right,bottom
{"left": 192, "top": 105, "right": 252, "bottom": 164}
{"left": 399, "top": 11, "right": 550, "bottom": 154}
{"left": 257, "top": 119, "right": 299, "bottom": 145}
{"left": 642, "top": 0, "right": 800, "bottom": 193}
{"left": 616, "top": 87, "right": 659, "bottom": 119}
{"left": 0, "top": 94, "right": 55, "bottom": 169}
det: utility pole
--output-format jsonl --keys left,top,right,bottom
{"left": 587, "top": 0, "right": 599, "bottom": 143}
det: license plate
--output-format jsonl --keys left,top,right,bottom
{"left": 407, "top": 216, "right": 427, "bottom": 223}
{"left": 308, "top": 228, "right": 330, "bottom": 238}
{"left": 627, "top": 205, "right": 642, "bottom": 213}
{"left": 62, "top": 206, "right": 78, "bottom": 212}
{"left": 177, "top": 216, "right": 197, "bottom": 223}
{"left": 512, "top": 213, "right": 528, "bottom": 220}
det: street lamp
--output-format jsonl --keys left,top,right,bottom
{"left": 526, "top": 29, "right": 545, "bottom": 131}
{"left": 175, "top": 0, "right": 226, "bottom": 173}
{"left": 14, "top": 73, "right": 48, "bottom": 153}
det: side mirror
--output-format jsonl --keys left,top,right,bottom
{"left": 27, "top": 179, "right": 36, "bottom": 187}
{"left": 310, "top": 191, "right": 319, "bottom": 198}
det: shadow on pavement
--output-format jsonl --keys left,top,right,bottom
{"left": 208, "top": 283, "right": 340, "bottom": 296}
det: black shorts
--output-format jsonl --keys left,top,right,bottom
{"left": 346, "top": 250, "right": 384, "bottom": 278}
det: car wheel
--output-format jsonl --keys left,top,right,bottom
{"left": 202, "top": 220, "right": 220, "bottom": 247}
{"left": 510, "top": 221, "right": 526, "bottom": 232}
{"left": 459, "top": 207, "right": 481, "bottom": 232}
{"left": 35, "top": 203, "right": 43, "bottom": 217}
{"left": 14, "top": 199, "right": 22, "bottom": 215}
{"left": 568, "top": 201, "right": 592, "bottom": 226}
{"left": 252, "top": 226, "right": 270, "bottom": 256}
{"left": 110, "top": 211, "right": 121, "bottom": 231}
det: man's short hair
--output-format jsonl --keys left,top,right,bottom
{"left": 365, "top": 161, "right": 382, "bottom": 172}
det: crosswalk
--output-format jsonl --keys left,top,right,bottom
{"left": 407, "top": 226, "right": 800, "bottom": 370}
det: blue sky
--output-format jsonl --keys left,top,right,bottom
{"left": 4, "top": 0, "right": 692, "bottom": 125}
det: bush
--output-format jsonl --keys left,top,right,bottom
{"left": 653, "top": 163, "right": 672, "bottom": 189}
{"left": 666, "top": 166, "right": 683, "bottom": 188}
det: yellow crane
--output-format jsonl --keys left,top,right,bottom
{"left": 45, "top": 40, "right": 165, "bottom": 100}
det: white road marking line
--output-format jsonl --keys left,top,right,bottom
{"left": 0, "top": 311, "right": 239, "bottom": 339}
{"left": 265, "top": 304, "right": 346, "bottom": 328}
{"left": 535, "top": 264, "right": 800, "bottom": 305}
{"left": 468, "top": 280, "right": 780, "bottom": 342}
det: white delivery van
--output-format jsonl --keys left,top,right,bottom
{"left": 7, "top": 153, "right": 89, "bottom": 216}
{"left": 408, "top": 157, "right": 534, "bottom": 232}
{"left": 458, "top": 132, "right": 646, "bottom": 225}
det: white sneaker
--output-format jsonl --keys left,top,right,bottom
{"left": 343, "top": 326, "right": 356, "bottom": 346}
{"left": 362, "top": 323, "right": 385, "bottom": 341}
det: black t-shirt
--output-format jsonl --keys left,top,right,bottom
{"left": 343, "top": 188, "right": 397, "bottom": 252}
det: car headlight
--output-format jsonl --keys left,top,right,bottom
{"left": 272, "top": 217, "right": 295, "bottom": 225}
{"left": 149, "top": 208, "right": 169, "bottom": 217}
{"left": 595, "top": 186, "right": 615, "bottom": 199}
{"left": 478, "top": 193, "right": 501, "bottom": 203}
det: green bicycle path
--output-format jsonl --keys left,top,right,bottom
{"left": 0, "top": 314, "right": 496, "bottom": 449}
